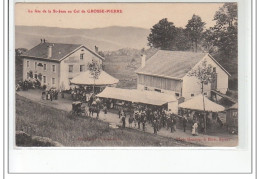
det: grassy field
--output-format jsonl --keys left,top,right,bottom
{"left": 16, "top": 94, "right": 195, "bottom": 147}
{"left": 103, "top": 48, "right": 158, "bottom": 89}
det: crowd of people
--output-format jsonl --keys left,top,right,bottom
{"left": 41, "top": 88, "right": 59, "bottom": 101}
{"left": 116, "top": 105, "right": 183, "bottom": 135}
{"left": 68, "top": 86, "right": 103, "bottom": 106}
{"left": 110, "top": 101, "right": 224, "bottom": 136}
{"left": 17, "top": 80, "right": 224, "bottom": 136}
{"left": 180, "top": 109, "right": 224, "bottom": 135}
{"left": 16, "top": 79, "right": 42, "bottom": 91}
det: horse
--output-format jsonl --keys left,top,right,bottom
{"left": 89, "top": 105, "right": 100, "bottom": 118}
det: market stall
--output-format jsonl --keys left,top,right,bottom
{"left": 179, "top": 94, "right": 226, "bottom": 133}
{"left": 179, "top": 94, "right": 225, "bottom": 112}
{"left": 226, "top": 103, "right": 238, "bottom": 134}
{"left": 97, "top": 87, "right": 178, "bottom": 113}
{"left": 70, "top": 70, "right": 119, "bottom": 93}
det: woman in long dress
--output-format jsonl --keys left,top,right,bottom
{"left": 192, "top": 122, "right": 198, "bottom": 136}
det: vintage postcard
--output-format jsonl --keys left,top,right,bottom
{"left": 14, "top": 2, "right": 239, "bottom": 148}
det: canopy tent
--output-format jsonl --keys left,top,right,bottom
{"left": 97, "top": 87, "right": 177, "bottom": 106}
{"left": 227, "top": 103, "right": 238, "bottom": 110}
{"left": 70, "top": 70, "right": 119, "bottom": 86}
{"left": 179, "top": 94, "right": 225, "bottom": 112}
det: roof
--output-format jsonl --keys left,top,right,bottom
{"left": 136, "top": 50, "right": 207, "bottom": 79}
{"left": 70, "top": 70, "right": 119, "bottom": 86}
{"left": 21, "top": 42, "right": 104, "bottom": 62}
{"left": 179, "top": 94, "right": 225, "bottom": 112}
{"left": 97, "top": 87, "right": 177, "bottom": 106}
{"left": 227, "top": 103, "right": 238, "bottom": 110}
{"left": 136, "top": 50, "right": 230, "bottom": 79}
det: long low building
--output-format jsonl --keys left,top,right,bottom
{"left": 97, "top": 87, "right": 178, "bottom": 113}
{"left": 136, "top": 50, "right": 231, "bottom": 100}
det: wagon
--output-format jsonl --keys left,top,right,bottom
{"left": 71, "top": 101, "right": 84, "bottom": 116}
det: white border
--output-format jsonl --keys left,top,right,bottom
{"left": 6, "top": 0, "right": 254, "bottom": 174}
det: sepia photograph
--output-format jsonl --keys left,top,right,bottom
{"left": 14, "top": 2, "right": 239, "bottom": 147}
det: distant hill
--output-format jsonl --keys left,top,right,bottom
{"left": 15, "top": 25, "right": 150, "bottom": 51}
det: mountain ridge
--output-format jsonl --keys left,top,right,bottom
{"left": 15, "top": 25, "right": 150, "bottom": 51}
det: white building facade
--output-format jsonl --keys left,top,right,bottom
{"left": 22, "top": 42, "right": 104, "bottom": 90}
{"left": 136, "top": 50, "right": 230, "bottom": 100}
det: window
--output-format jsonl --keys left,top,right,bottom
{"left": 154, "top": 89, "right": 161, "bottom": 93}
{"left": 213, "top": 67, "right": 216, "bottom": 72}
{"left": 43, "top": 76, "right": 46, "bottom": 83}
{"left": 68, "top": 78, "right": 72, "bottom": 84}
{"left": 44, "top": 64, "right": 47, "bottom": 71}
{"left": 69, "top": 65, "right": 73, "bottom": 73}
{"left": 204, "top": 92, "right": 207, "bottom": 95}
{"left": 34, "top": 74, "right": 38, "bottom": 79}
{"left": 175, "top": 93, "right": 180, "bottom": 97}
{"left": 52, "top": 78, "right": 55, "bottom": 85}
{"left": 80, "top": 65, "right": 85, "bottom": 72}
{"left": 191, "top": 94, "right": 194, "bottom": 97}
{"left": 35, "top": 62, "right": 37, "bottom": 69}
{"left": 80, "top": 53, "right": 84, "bottom": 60}
{"left": 52, "top": 65, "right": 56, "bottom": 72}
{"left": 26, "top": 61, "right": 30, "bottom": 68}
{"left": 144, "top": 87, "right": 148, "bottom": 90}
{"left": 232, "top": 111, "right": 238, "bottom": 118}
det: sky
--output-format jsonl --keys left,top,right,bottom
{"left": 15, "top": 3, "right": 224, "bottom": 29}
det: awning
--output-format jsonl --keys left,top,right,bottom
{"left": 179, "top": 94, "right": 225, "bottom": 112}
{"left": 226, "top": 103, "right": 238, "bottom": 110}
{"left": 97, "top": 87, "right": 177, "bottom": 106}
{"left": 70, "top": 70, "right": 119, "bottom": 86}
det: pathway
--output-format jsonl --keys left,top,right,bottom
{"left": 17, "top": 89, "right": 238, "bottom": 147}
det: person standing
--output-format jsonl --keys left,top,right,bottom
{"left": 216, "top": 114, "right": 223, "bottom": 128}
{"left": 121, "top": 114, "right": 126, "bottom": 128}
{"left": 103, "top": 105, "right": 107, "bottom": 120}
{"left": 50, "top": 91, "right": 53, "bottom": 101}
{"left": 137, "top": 111, "right": 141, "bottom": 129}
{"left": 128, "top": 114, "right": 134, "bottom": 128}
{"left": 183, "top": 116, "right": 188, "bottom": 132}
{"left": 173, "top": 115, "right": 177, "bottom": 132}
{"left": 142, "top": 116, "right": 146, "bottom": 132}
{"left": 170, "top": 119, "right": 174, "bottom": 133}
{"left": 153, "top": 119, "right": 157, "bottom": 135}
{"left": 192, "top": 122, "right": 198, "bottom": 136}
{"left": 118, "top": 108, "right": 121, "bottom": 119}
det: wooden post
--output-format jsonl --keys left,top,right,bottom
{"left": 93, "top": 78, "right": 95, "bottom": 94}
{"left": 202, "top": 82, "right": 206, "bottom": 133}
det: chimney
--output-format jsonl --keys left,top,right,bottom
{"left": 95, "top": 45, "right": 98, "bottom": 53}
{"left": 141, "top": 54, "right": 146, "bottom": 68}
{"left": 47, "top": 45, "right": 52, "bottom": 58}
{"left": 43, "top": 39, "right": 46, "bottom": 43}
{"left": 40, "top": 39, "right": 42, "bottom": 43}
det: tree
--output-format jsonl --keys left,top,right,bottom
{"left": 88, "top": 59, "right": 101, "bottom": 94}
{"left": 202, "top": 3, "right": 238, "bottom": 90}
{"left": 188, "top": 60, "right": 217, "bottom": 133}
{"left": 15, "top": 48, "right": 27, "bottom": 57}
{"left": 147, "top": 18, "right": 177, "bottom": 50}
{"left": 201, "top": 29, "right": 216, "bottom": 53}
{"left": 175, "top": 27, "right": 191, "bottom": 51}
{"left": 211, "top": 3, "right": 238, "bottom": 60}
{"left": 185, "top": 14, "right": 206, "bottom": 52}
